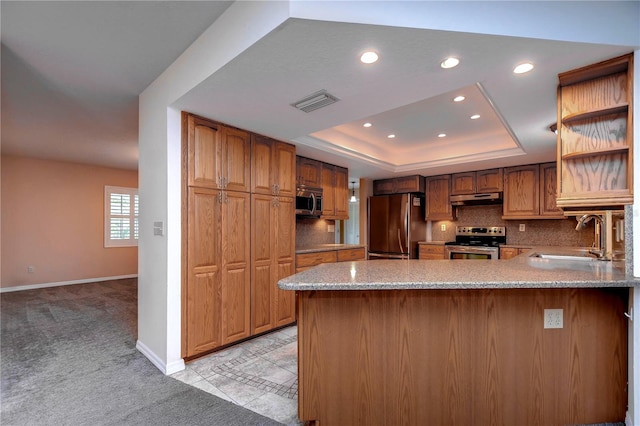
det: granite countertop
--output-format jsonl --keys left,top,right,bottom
{"left": 295, "top": 244, "right": 365, "bottom": 254}
{"left": 279, "top": 247, "right": 638, "bottom": 291}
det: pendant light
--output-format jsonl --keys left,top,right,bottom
{"left": 350, "top": 181, "right": 357, "bottom": 203}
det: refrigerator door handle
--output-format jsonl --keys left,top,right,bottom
{"left": 397, "top": 228, "right": 404, "bottom": 253}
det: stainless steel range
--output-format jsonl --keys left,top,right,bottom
{"left": 444, "top": 226, "right": 506, "bottom": 260}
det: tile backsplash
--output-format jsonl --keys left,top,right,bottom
{"left": 430, "top": 205, "right": 596, "bottom": 247}
{"left": 296, "top": 217, "right": 336, "bottom": 247}
{"left": 297, "top": 205, "right": 604, "bottom": 250}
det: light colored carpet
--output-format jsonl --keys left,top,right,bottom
{"left": 0, "top": 279, "right": 282, "bottom": 426}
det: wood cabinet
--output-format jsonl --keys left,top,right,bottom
{"left": 251, "top": 134, "right": 296, "bottom": 198}
{"left": 296, "top": 156, "right": 323, "bottom": 188}
{"left": 185, "top": 114, "right": 251, "bottom": 192}
{"left": 500, "top": 246, "right": 531, "bottom": 260}
{"left": 296, "top": 251, "right": 338, "bottom": 273}
{"left": 296, "top": 247, "right": 365, "bottom": 273}
{"left": 185, "top": 187, "right": 251, "bottom": 355}
{"left": 336, "top": 247, "right": 366, "bottom": 262}
{"left": 419, "top": 244, "right": 445, "bottom": 260}
{"left": 251, "top": 194, "right": 296, "bottom": 334}
{"left": 556, "top": 53, "right": 633, "bottom": 208}
{"left": 321, "top": 164, "right": 349, "bottom": 220}
{"left": 503, "top": 163, "right": 563, "bottom": 219}
{"left": 451, "top": 169, "right": 503, "bottom": 195}
{"left": 182, "top": 112, "right": 296, "bottom": 358}
{"left": 477, "top": 168, "right": 504, "bottom": 193}
{"left": 425, "top": 175, "right": 454, "bottom": 220}
{"left": 373, "top": 175, "right": 425, "bottom": 195}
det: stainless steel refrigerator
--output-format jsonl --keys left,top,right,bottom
{"left": 368, "top": 193, "right": 426, "bottom": 259}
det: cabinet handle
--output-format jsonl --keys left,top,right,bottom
{"left": 218, "top": 191, "right": 223, "bottom": 203}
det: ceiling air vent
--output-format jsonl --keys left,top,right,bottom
{"left": 291, "top": 90, "right": 339, "bottom": 113}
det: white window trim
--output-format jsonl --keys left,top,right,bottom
{"left": 104, "top": 185, "right": 139, "bottom": 248}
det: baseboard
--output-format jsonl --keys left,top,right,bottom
{"left": 136, "top": 339, "right": 185, "bottom": 375}
{"left": 0, "top": 274, "right": 138, "bottom": 293}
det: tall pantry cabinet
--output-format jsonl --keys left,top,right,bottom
{"left": 182, "top": 113, "right": 296, "bottom": 359}
{"left": 251, "top": 135, "right": 296, "bottom": 335}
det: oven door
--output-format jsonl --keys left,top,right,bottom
{"left": 445, "top": 245, "right": 499, "bottom": 260}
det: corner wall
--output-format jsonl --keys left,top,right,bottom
{"left": 1, "top": 155, "right": 138, "bottom": 290}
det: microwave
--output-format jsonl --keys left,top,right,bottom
{"left": 295, "top": 186, "right": 323, "bottom": 217}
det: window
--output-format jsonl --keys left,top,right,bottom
{"left": 104, "top": 186, "right": 139, "bottom": 247}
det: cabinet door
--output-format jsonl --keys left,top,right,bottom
{"left": 503, "top": 165, "right": 539, "bottom": 218}
{"left": 321, "top": 164, "right": 336, "bottom": 217}
{"left": 499, "top": 247, "right": 519, "bottom": 260}
{"left": 221, "top": 126, "right": 251, "bottom": 193}
{"left": 297, "top": 157, "right": 322, "bottom": 187}
{"left": 451, "top": 172, "right": 476, "bottom": 195}
{"left": 476, "top": 168, "right": 503, "bottom": 192}
{"left": 221, "top": 191, "right": 251, "bottom": 345}
{"left": 274, "top": 142, "right": 296, "bottom": 198}
{"left": 185, "top": 187, "right": 222, "bottom": 356}
{"left": 539, "top": 163, "right": 563, "bottom": 218}
{"left": 187, "top": 115, "right": 222, "bottom": 189}
{"left": 425, "top": 175, "right": 453, "bottom": 220}
{"left": 419, "top": 244, "right": 445, "bottom": 260}
{"left": 251, "top": 134, "right": 275, "bottom": 195}
{"left": 275, "top": 196, "right": 296, "bottom": 327}
{"left": 372, "top": 179, "right": 396, "bottom": 195}
{"left": 251, "top": 194, "right": 275, "bottom": 335}
{"left": 334, "top": 166, "right": 349, "bottom": 220}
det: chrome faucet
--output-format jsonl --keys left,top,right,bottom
{"left": 574, "top": 214, "right": 605, "bottom": 258}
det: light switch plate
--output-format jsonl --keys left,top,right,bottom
{"left": 153, "top": 221, "right": 164, "bottom": 236}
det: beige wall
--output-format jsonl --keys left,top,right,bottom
{"left": 1, "top": 156, "right": 138, "bottom": 289}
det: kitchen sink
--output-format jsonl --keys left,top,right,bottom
{"left": 530, "top": 253, "right": 598, "bottom": 262}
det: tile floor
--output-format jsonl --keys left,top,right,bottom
{"left": 171, "top": 326, "right": 301, "bottom": 425}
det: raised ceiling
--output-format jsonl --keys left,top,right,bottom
{"left": 2, "top": 1, "right": 638, "bottom": 180}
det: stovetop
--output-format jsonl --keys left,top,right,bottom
{"left": 445, "top": 226, "right": 506, "bottom": 247}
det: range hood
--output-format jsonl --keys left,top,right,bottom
{"left": 450, "top": 192, "right": 502, "bottom": 206}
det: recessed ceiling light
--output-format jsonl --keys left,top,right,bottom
{"left": 438, "top": 133, "right": 447, "bottom": 138}
{"left": 513, "top": 62, "right": 534, "bottom": 74}
{"left": 363, "top": 122, "right": 372, "bottom": 128}
{"left": 387, "top": 134, "right": 396, "bottom": 139}
{"left": 470, "top": 114, "right": 480, "bottom": 120}
{"left": 440, "top": 57, "right": 459, "bottom": 69}
{"left": 453, "top": 96, "right": 465, "bottom": 102}
{"left": 360, "top": 51, "right": 379, "bottom": 64}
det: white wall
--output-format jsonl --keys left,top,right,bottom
{"left": 136, "top": 1, "right": 290, "bottom": 373}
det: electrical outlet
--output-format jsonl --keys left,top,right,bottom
{"left": 27, "top": 265, "right": 35, "bottom": 273}
{"left": 440, "top": 224, "right": 446, "bottom": 231}
{"left": 519, "top": 224, "right": 526, "bottom": 232}
{"left": 544, "top": 309, "right": 563, "bottom": 329}
{"left": 327, "top": 224, "right": 335, "bottom": 232}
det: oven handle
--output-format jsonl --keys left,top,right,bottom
{"left": 445, "top": 245, "right": 499, "bottom": 258}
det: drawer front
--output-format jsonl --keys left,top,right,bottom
{"left": 337, "top": 248, "right": 366, "bottom": 262}
{"left": 296, "top": 251, "right": 338, "bottom": 268}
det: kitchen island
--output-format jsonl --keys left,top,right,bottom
{"left": 279, "top": 252, "right": 638, "bottom": 426}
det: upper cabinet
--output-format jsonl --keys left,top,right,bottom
{"left": 251, "top": 134, "right": 296, "bottom": 198}
{"left": 373, "top": 175, "right": 425, "bottom": 195}
{"left": 556, "top": 53, "right": 634, "bottom": 208}
{"left": 503, "top": 163, "right": 563, "bottom": 219}
{"left": 451, "top": 169, "right": 503, "bottom": 195}
{"left": 296, "top": 157, "right": 323, "bottom": 188}
{"left": 185, "top": 114, "right": 251, "bottom": 193}
{"left": 425, "top": 175, "right": 454, "bottom": 221}
{"left": 321, "top": 164, "right": 349, "bottom": 220}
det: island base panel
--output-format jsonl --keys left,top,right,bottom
{"left": 297, "top": 288, "right": 627, "bottom": 426}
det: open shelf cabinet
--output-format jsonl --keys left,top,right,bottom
{"left": 556, "top": 53, "right": 634, "bottom": 209}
